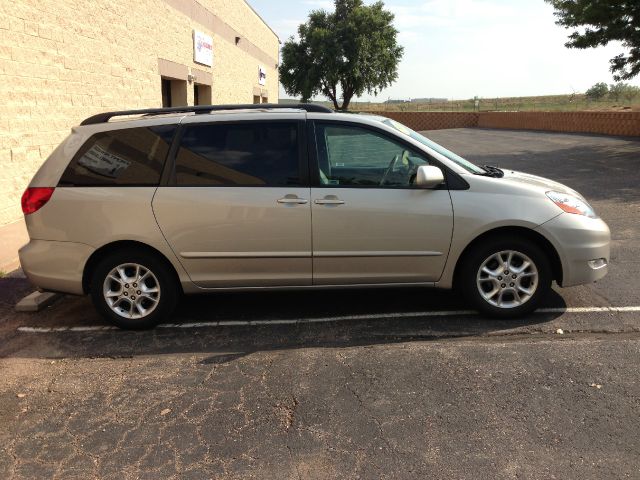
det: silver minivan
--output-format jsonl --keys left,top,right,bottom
{"left": 19, "top": 104, "right": 610, "bottom": 328}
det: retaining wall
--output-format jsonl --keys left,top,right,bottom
{"left": 367, "top": 111, "right": 640, "bottom": 137}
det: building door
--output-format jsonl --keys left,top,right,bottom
{"left": 194, "top": 84, "right": 212, "bottom": 105}
{"left": 161, "top": 78, "right": 172, "bottom": 107}
{"left": 161, "top": 77, "right": 187, "bottom": 107}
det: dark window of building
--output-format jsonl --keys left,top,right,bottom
{"left": 161, "top": 78, "right": 172, "bottom": 107}
{"left": 253, "top": 95, "right": 261, "bottom": 104}
{"left": 175, "top": 122, "right": 300, "bottom": 186}
{"left": 58, "top": 126, "right": 176, "bottom": 186}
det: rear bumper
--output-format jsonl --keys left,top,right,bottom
{"left": 536, "top": 213, "right": 610, "bottom": 287}
{"left": 19, "top": 239, "right": 94, "bottom": 295}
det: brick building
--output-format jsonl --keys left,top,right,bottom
{"left": 0, "top": 0, "right": 279, "bottom": 268}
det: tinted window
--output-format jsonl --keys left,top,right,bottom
{"left": 315, "top": 123, "right": 429, "bottom": 187}
{"left": 175, "top": 122, "right": 300, "bottom": 186}
{"left": 59, "top": 126, "right": 176, "bottom": 186}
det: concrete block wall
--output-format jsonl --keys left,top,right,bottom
{"left": 0, "top": 0, "right": 279, "bottom": 228}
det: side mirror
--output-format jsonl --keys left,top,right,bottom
{"left": 416, "top": 165, "right": 445, "bottom": 189}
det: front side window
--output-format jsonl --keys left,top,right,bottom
{"left": 59, "top": 125, "right": 176, "bottom": 186}
{"left": 314, "top": 123, "right": 429, "bottom": 187}
{"left": 175, "top": 122, "right": 301, "bottom": 186}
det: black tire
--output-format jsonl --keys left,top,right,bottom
{"left": 90, "top": 249, "right": 178, "bottom": 329}
{"left": 458, "top": 237, "right": 551, "bottom": 318}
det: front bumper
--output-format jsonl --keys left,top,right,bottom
{"left": 536, "top": 213, "right": 610, "bottom": 287}
{"left": 19, "top": 239, "right": 94, "bottom": 295}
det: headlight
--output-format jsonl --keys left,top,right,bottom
{"left": 546, "top": 191, "right": 597, "bottom": 218}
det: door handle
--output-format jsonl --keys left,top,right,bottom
{"left": 277, "top": 196, "right": 308, "bottom": 205}
{"left": 314, "top": 198, "right": 345, "bottom": 205}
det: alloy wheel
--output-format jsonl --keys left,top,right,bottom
{"left": 476, "top": 250, "right": 538, "bottom": 308}
{"left": 102, "top": 263, "right": 161, "bottom": 319}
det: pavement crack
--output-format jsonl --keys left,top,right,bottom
{"left": 285, "top": 443, "right": 302, "bottom": 480}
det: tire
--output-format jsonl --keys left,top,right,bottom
{"left": 90, "top": 249, "right": 178, "bottom": 329}
{"left": 458, "top": 237, "right": 551, "bottom": 318}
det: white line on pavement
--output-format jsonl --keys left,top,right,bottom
{"left": 14, "top": 305, "right": 640, "bottom": 333}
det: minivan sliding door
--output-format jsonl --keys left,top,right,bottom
{"left": 153, "top": 118, "right": 312, "bottom": 288}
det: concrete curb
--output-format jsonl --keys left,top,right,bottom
{"left": 15, "top": 291, "right": 61, "bottom": 312}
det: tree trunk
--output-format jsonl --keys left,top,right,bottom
{"left": 339, "top": 87, "right": 354, "bottom": 111}
{"left": 323, "top": 83, "right": 340, "bottom": 110}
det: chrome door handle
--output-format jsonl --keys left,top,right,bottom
{"left": 314, "top": 199, "right": 345, "bottom": 205}
{"left": 277, "top": 197, "right": 308, "bottom": 204}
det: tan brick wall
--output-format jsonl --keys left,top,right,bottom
{"left": 368, "top": 111, "right": 640, "bottom": 137}
{"left": 477, "top": 111, "right": 640, "bottom": 137}
{"left": 0, "top": 0, "right": 279, "bottom": 227}
{"left": 368, "top": 111, "right": 479, "bottom": 131}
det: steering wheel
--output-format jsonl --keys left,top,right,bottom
{"left": 380, "top": 153, "right": 400, "bottom": 186}
{"left": 379, "top": 151, "right": 409, "bottom": 186}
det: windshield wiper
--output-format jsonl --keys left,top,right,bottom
{"left": 481, "top": 165, "right": 504, "bottom": 178}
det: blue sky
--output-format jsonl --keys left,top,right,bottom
{"left": 249, "top": 0, "right": 640, "bottom": 101}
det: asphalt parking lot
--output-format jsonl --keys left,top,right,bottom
{"left": 1, "top": 128, "right": 639, "bottom": 479}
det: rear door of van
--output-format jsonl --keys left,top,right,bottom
{"left": 152, "top": 113, "right": 312, "bottom": 288}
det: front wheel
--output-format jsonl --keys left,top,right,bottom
{"left": 90, "top": 250, "right": 178, "bottom": 329}
{"left": 459, "top": 238, "right": 551, "bottom": 318}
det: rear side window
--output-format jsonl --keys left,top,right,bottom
{"left": 174, "top": 122, "right": 301, "bottom": 186}
{"left": 59, "top": 125, "right": 176, "bottom": 186}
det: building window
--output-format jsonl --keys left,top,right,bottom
{"left": 253, "top": 95, "right": 261, "bottom": 104}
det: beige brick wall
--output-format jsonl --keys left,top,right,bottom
{"left": 367, "top": 111, "right": 640, "bottom": 137}
{"left": 0, "top": 0, "right": 279, "bottom": 227}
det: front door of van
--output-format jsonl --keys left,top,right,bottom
{"left": 310, "top": 122, "right": 453, "bottom": 285}
{"left": 153, "top": 119, "right": 312, "bottom": 288}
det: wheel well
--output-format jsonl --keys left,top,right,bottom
{"left": 82, "top": 240, "right": 182, "bottom": 294}
{"left": 452, "top": 227, "right": 563, "bottom": 287}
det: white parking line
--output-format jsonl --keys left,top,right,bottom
{"left": 14, "top": 306, "right": 640, "bottom": 333}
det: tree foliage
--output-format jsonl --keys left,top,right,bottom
{"left": 585, "top": 82, "right": 608, "bottom": 100}
{"left": 279, "top": 0, "right": 403, "bottom": 110}
{"left": 608, "top": 82, "right": 640, "bottom": 102}
{"left": 546, "top": 1, "right": 640, "bottom": 80}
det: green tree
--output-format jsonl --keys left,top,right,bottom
{"left": 585, "top": 82, "right": 609, "bottom": 100}
{"left": 279, "top": 0, "right": 403, "bottom": 111}
{"left": 622, "top": 84, "right": 640, "bottom": 101}
{"left": 546, "top": 1, "right": 640, "bottom": 80}
{"left": 609, "top": 82, "right": 640, "bottom": 102}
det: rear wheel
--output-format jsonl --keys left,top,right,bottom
{"left": 459, "top": 238, "right": 551, "bottom": 318}
{"left": 90, "top": 250, "right": 178, "bottom": 329}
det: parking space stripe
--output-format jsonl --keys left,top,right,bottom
{"left": 14, "top": 306, "right": 640, "bottom": 333}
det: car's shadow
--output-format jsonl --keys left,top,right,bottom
{"left": 1, "top": 284, "right": 567, "bottom": 361}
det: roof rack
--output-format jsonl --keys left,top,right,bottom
{"left": 80, "top": 103, "right": 334, "bottom": 125}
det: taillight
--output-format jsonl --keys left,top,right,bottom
{"left": 21, "top": 187, "right": 55, "bottom": 215}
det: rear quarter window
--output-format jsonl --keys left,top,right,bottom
{"left": 58, "top": 125, "right": 176, "bottom": 186}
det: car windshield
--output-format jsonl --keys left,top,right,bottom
{"left": 380, "top": 118, "right": 486, "bottom": 174}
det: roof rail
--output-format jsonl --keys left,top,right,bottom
{"left": 79, "top": 103, "right": 334, "bottom": 125}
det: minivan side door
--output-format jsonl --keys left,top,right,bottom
{"left": 153, "top": 117, "right": 312, "bottom": 288}
{"left": 310, "top": 121, "right": 453, "bottom": 285}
